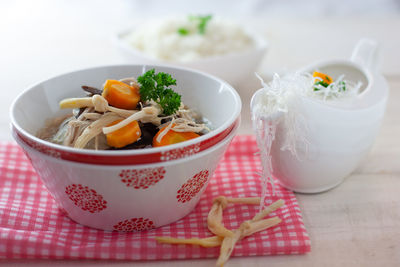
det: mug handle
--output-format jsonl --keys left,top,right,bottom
{"left": 350, "top": 38, "right": 381, "bottom": 73}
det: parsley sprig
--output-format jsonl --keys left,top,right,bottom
{"left": 137, "top": 69, "right": 181, "bottom": 115}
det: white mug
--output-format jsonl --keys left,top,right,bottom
{"left": 253, "top": 39, "right": 389, "bottom": 193}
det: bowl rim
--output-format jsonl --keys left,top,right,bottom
{"left": 13, "top": 116, "right": 240, "bottom": 168}
{"left": 11, "top": 118, "right": 240, "bottom": 165}
{"left": 10, "top": 64, "right": 242, "bottom": 158}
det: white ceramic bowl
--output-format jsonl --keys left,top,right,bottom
{"left": 10, "top": 64, "right": 241, "bottom": 231}
{"left": 114, "top": 28, "right": 268, "bottom": 86}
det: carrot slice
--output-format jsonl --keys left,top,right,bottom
{"left": 153, "top": 125, "right": 200, "bottom": 147}
{"left": 106, "top": 119, "right": 141, "bottom": 148}
{"left": 313, "top": 71, "right": 333, "bottom": 85}
{"left": 102, "top": 80, "right": 140, "bottom": 110}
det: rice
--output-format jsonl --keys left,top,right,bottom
{"left": 123, "top": 16, "right": 255, "bottom": 62}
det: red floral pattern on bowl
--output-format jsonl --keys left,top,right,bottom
{"left": 176, "top": 170, "right": 210, "bottom": 203}
{"left": 113, "top": 217, "right": 155, "bottom": 232}
{"left": 160, "top": 143, "right": 201, "bottom": 161}
{"left": 65, "top": 184, "right": 107, "bottom": 213}
{"left": 119, "top": 167, "right": 166, "bottom": 189}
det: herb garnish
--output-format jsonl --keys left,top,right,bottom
{"left": 177, "top": 27, "right": 189, "bottom": 36}
{"left": 325, "top": 75, "right": 331, "bottom": 83}
{"left": 191, "top": 15, "right": 212, "bottom": 34}
{"left": 338, "top": 81, "right": 346, "bottom": 91}
{"left": 137, "top": 69, "right": 181, "bottom": 115}
{"left": 177, "top": 14, "right": 213, "bottom": 36}
{"left": 313, "top": 79, "right": 347, "bottom": 92}
{"left": 313, "top": 80, "right": 329, "bottom": 91}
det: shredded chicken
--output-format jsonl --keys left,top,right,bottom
{"left": 156, "top": 103, "right": 209, "bottom": 134}
{"left": 62, "top": 108, "right": 93, "bottom": 147}
{"left": 82, "top": 113, "right": 102, "bottom": 120}
{"left": 175, "top": 103, "right": 202, "bottom": 121}
{"left": 107, "top": 105, "right": 138, "bottom": 118}
{"left": 119, "top": 77, "right": 140, "bottom": 88}
{"left": 102, "top": 106, "right": 162, "bottom": 135}
{"left": 70, "top": 121, "right": 92, "bottom": 145}
{"left": 60, "top": 95, "right": 137, "bottom": 118}
{"left": 36, "top": 114, "right": 72, "bottom": 142}
{"left": 171, "top": 118, "right": 209, "bottom": 133}
{"left": 74, "top": 113, "right": 124, "bottom": 149}
{"left": 156, "top": 117, "right": 175, "bottom": 143}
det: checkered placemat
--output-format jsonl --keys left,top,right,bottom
{"left": 0, "top": 135, "right": 310, "bottom": 260}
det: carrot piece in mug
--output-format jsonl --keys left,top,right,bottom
{"left": 106, "top": 120, "right": 141, "bottom": 148}
{"left": 153, "top": 125, "right": 200, "bottom": 147}
{"left": 102, "top": 80, "right": 140, "bottom": 110}
{"left": 313, "top": 71, "right": 333, "bottom": 85}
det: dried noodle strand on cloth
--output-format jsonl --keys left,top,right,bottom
{"left": 156, "top": 196, "right": 284, "bottom": 267}
{"left": 207, "top": 197, "right": 233, "bottom": 238}
{"left": 216, "top": 217, "right": 282, "bottom": 266}
{"left": 155, "top": 236, "right": 223, "bottom": 248}
{"left": 216, "top": 199, "right": 284, "bottom": 266}
{"left": 251, "top": 199, "right": 284, "bottom": 221}
{"left": 225, "top": 197, "right": 260, "bottom": 205}
{"left": 207, "top": 196, "right": 261, "bottom": 237}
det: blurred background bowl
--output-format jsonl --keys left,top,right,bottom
{"left": 114, "top": 27, "right": 268, "bottom": 87}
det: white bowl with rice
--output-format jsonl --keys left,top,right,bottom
{"left": 114, "top": 16, "right": 268, "bottom": 86}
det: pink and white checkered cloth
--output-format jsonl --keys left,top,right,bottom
{"left": 0, "top": 135, "right": 310, "bottom": 260}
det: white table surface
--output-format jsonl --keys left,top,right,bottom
{"left": 1, "top": 2, "right": 400, "bottom": 266}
